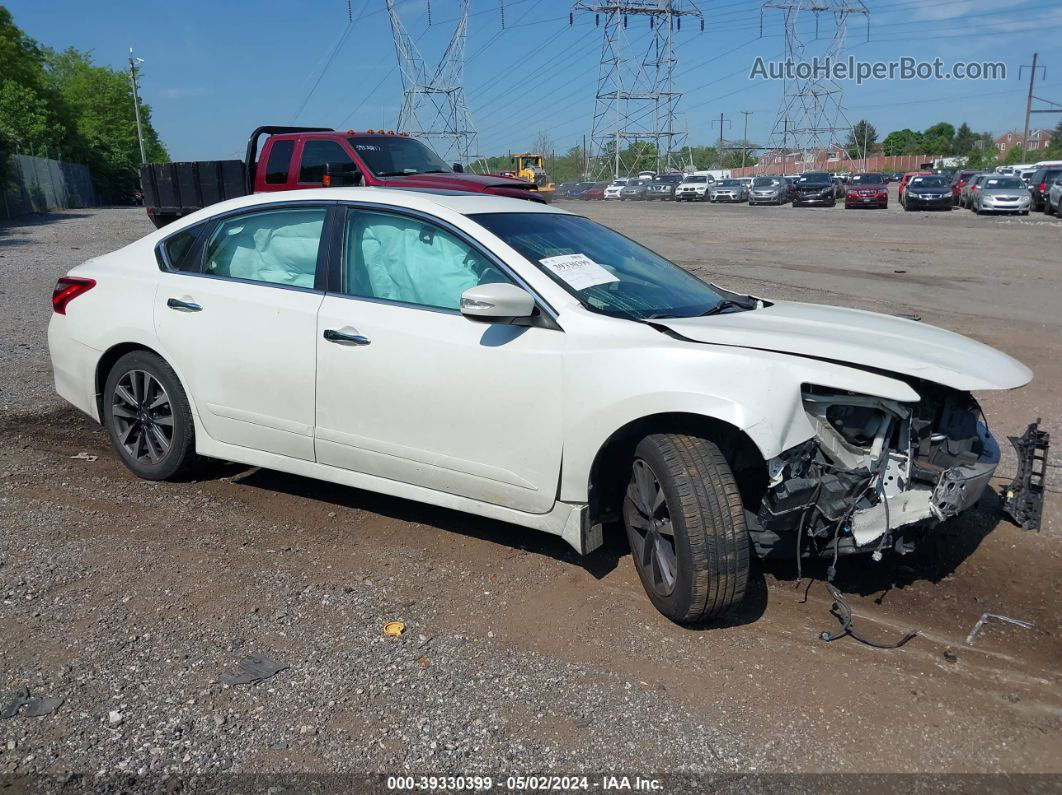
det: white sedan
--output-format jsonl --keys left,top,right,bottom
{"left": 49, "top": 189, "right": 1032, "bottom": 623}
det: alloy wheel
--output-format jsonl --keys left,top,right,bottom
{"left": 111, "top": 369, "right": 174, "bottom": 464}
{"left": 624, "top": 458, "right": 678, "bottom": 597}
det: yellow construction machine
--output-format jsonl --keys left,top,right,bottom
{"left": 509, "top": 153, "right": 554, "bottom": 202}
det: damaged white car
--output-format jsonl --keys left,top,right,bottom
{"left": 47, "top": 189, "right": 1032, "bottom": 624}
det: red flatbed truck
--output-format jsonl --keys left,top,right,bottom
{"left": 140, "top": 125, "right": 545, "bottom": 227}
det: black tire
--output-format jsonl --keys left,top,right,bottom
{"left": 1046, "top": 200, "right": 1056, "bottom": 217}
{"left": 623, "top": 433, "right": 749, "bottom": 624}
{"left": 102, "top": 350, "right": 201, "bottom": 481}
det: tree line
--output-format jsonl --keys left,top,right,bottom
{"left": 0, "top": 6, "right": 168, "bottom": 202}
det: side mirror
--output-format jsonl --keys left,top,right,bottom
{"left": 322, "top": 162, "right": 361, "bottom": 187}
{"left": 460, "top": 282, "right": 535, "bottom": 323}
{"left": 452, "top": 162, "right": 464, "bottom": 173}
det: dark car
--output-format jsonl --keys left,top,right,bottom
{"left": 1029, "top": 167, "right": 1062, "bottom": 211}
{"left": 646, "top": 174, "right": 683, "bottom": 200}
{"left": 902, "top": 174, "right": 953, "bottom": 211}
{"left": 792, "top": 172, "right": 836, "bottom": 207}
{"left": 844, "top": 172, "right": 888, "bottom": 209}
{"left": 580, "top": 181, "right": 608, "bottom": 200}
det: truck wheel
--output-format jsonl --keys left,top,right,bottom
{"left": 623, "top": 433, "right": 749, "bottom": 624}
{"left": 103, "top": 351, "right": 202, "bottom": 481}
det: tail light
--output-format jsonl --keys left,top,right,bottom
{"left": 1039, "top": 182, "right": 1046, "bottom": 192}
{"left": 52, "top": 277, "right": 96, "bottom": 314}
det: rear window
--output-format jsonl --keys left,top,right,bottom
{"left": 158, "top": 224, "right": 203, "bottom": 272}
{"left": 264, "top": 140, "right": 295, "bottom": 185}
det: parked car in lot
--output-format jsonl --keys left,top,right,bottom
{"left": 620, "top": 179, "right": 652, "bottom": 201}
{"left": 1045, "top": 175, "right": 1062, "bottom": 216}
{"left": 959, "top": 174, "right": 986, "bottom": 209}
{"left": 791, "top": 173, "right": 836, "bottom": 207}
{"left": 747, "top": 177, "right": 787, "bottom": 205}
{"left": 646, "top": 174, "right": 683, "bottom": 200}
{"left": 950, "top": 169, "right": 979, "bottom": 205}
{"left": 897, "top": 171, "right": 933, "bottom": 204}
{"left": 603, "top": 179, "right": 629, "bottom": 200}
{"left": 674, "top": 174, "right": 712, "bottom": 201}
{"left": 47, "top": 188, "right": 1032, "bottom": 624}
{"left": 844, "top": 173, "right": 888, "bottom": 209}
{"left": 709, "top": 179, "right": 749, "bottom": 202}
{"left": 902, "top": 174, "right": 953, "bottom": 211}
{"left": 1028, "top": 166, "right": 1062, "bottom": 211}
{"left": 972, "top": 175, "right": 1032, "bottom": 215}
{"left": 580, "top": 181, "right": 608, "bottom": 201}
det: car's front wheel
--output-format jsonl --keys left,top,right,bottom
{"left": 623, "top": 434, "right": 749, "bottom": 624}
{"left": 103, "top": 350, "right": 200, "bottom": 481}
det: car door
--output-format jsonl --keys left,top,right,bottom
{"left": 154, "top": 204, "right": 333, "bottom": 461}
{"left": 314, "top": 205, "right": 564, "bottom": 514}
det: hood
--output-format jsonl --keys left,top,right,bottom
{"left": 657, "top": 300, "right": 1032, "bottom": 392}
{"left": 380, "top": 172, "right": 533, "bottom": 192}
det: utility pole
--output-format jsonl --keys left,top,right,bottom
{"left": 713, "top": 113, "right": 731, "bottom": 170}
{"left": 128, "top": 49, "right": 148, "bottom": 164}
{"left": 1020, "top": 53, "right": 1040, "bottom": 161}
{"left": 740, "top": 110, "right": 752, "bottom": 169}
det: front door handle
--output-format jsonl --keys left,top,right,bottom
{"left": 167, "top": 297, "right": 202, "bottom": 312}
{"left": 323, "top": 328, "right": 371, "bottom": 346}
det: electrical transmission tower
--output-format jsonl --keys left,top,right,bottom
{"left": 386, "top": 0, "right": 478, "bottom": 166}
{"left": 572, "top": 1, "right": 703, "bottom": 179}
{"left": 760, "top": 0, "right": 869, "bottom": 171}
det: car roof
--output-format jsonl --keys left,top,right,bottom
{"left": 172, "top": 187, "right": 571, "bottom": 221}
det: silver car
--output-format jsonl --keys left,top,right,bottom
{"left": 973, "top": 175, "right": 1032, "bottom": 215}
{"left": 747, "top": 177, "right": 786, "bottom": 205}
{"left": 710, "top": 179, "right": 749, "bottom": 202}
{"left": 1046, "top": 175, "right": 1062, "bottom": 217}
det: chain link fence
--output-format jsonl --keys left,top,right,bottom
{"left": 1, "top": 154, "right": 97, "bottom": 220}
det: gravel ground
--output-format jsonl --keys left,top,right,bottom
{"left": 1, "top": 205, "right": 1059, "bottom": 790}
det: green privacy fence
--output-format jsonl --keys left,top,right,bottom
{"left": 1, "top": 154, "right": 96, "bottom": 219}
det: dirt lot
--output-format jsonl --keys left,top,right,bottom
{"left": 0, "top": 198, "right": 1059, "bottom": 786}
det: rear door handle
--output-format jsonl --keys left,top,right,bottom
{"left": 167, "top": 298, "right": 202, "bottom": 312}
{"left": 323, "top": 328, "right": 371, "bottom": 346}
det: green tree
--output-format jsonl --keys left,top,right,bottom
{"left": 963, "top": 132, "right": 998, "bottom": 168}
{"left": 921, "top": 122, "right": 955, "bottom": 155}
{"left": 953, "top": 122, "right": 976, "bottom": 156}
{"left": 1043, "top": 120, "right": 1062, "bottom": 159}
{"left": 1004, "top": 144, "right": 1031, "bottom": 165}
{"left": 45, "top": 47, "right": 168, "bottom": 199}
{"left": 881, "top": 128, "right": 923, "bottom": 156}
{"left": 845, "top": 120, "right": 877, "bottom": 159}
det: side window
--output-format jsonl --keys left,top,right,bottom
{"left": 202, "top": 207, "right": 326, "bottom": 289}
{"left": 342, "top": 210, "right": 510, "bottom": 311}
{"left": 264, "top": 140, "right": 295, "bottom": 185}
{"left": 299, "top": 140, "right": 354, "bottom": 184}
{"left": 158, "top": 224, "right": 204, "bottom": 272}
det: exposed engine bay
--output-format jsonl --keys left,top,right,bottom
{"left": 748, "top": 382, "right": 999, "bottom": 559}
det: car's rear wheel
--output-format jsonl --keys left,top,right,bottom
{"left": 623, "top": 434, "right": 749, "bottom": 624}
{"left": 103, "top": 351, "right": 200, "bottom": 481}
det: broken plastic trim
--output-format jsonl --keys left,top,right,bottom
{"left": 1003, "top": 419, "right": 1049, "bottom": 531}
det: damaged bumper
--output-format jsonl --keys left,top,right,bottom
{"left": 748, "top": 384, "right": 1000, "bottom": 559}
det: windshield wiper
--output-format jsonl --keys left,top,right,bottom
{"left": 699, "top": 299, "right": 749, "bottom": 317}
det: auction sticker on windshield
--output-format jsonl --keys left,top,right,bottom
{"left": 540, "top": 253, "right": 619, "bottom": 291}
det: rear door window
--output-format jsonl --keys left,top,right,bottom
{"left": 202, "top": 207, "right": 327, "bottom": 289}
{"left": 264, "top": 141, "right": 295, "bottom": 185}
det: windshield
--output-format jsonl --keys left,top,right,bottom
{"left": 752, "top": 178, "right": 778, "bottom": 187}
{"left": 347, "top": 136, "right": 450, "bottom": 176}
{"left": 908, "top": 176, "right": 949, "bottom": 188}
{"left": 655, "top": 175, "right": 682, "bottom": 183}
{"left": 982, "top": 177, "right": 1025, "bottom": 189}
{"left": 470, "top": 213, "right": 725, "bottom": 320}
{"left": 717, "top": 180, "right": 740, "bottom": 187}
{"left": 798, "top": 174, "right": 830, "bottom": 185}
{"left": 850, "top": 173, "right": 884, "bottom": 184}
{"left": 683, "top": 176, "right": 707, "bottom": 183}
